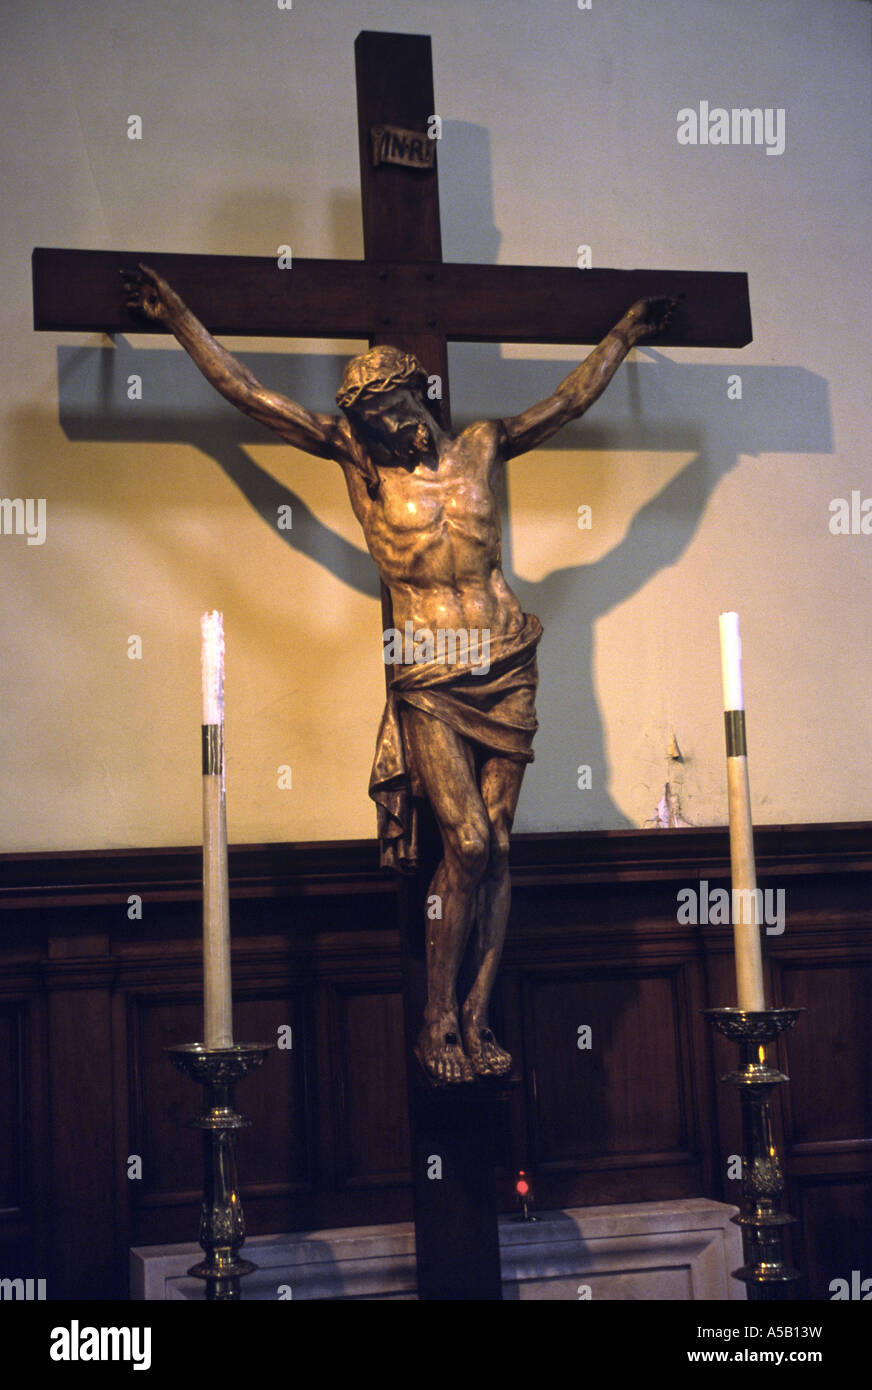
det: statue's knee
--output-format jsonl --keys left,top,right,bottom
{"left": 451, "top": 823, "right": 490, "bottom": 881}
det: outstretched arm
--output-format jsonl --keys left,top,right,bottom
{"left": 123, "top": 264, "right": 351, "bottom": 462}
{"left": 500, "top": 297, "right": 676, "bottom": 460}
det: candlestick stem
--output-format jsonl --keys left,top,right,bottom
{"left": 705, "top": 1008, "right": 802, "bottom": 1299}
{"left": 167, "top": 1043, "right": 272, "bottom": 1300}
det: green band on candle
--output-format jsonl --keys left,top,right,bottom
{"left": 724, "top": 710, "right": 747, "bottom": 758}
{"left": 202, "top": 724, "right": 224, "bottom": 775}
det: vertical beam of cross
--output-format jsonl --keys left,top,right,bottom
{"left": 354, "top": 32, "right": 507, "bottom": 1302}
{"left": 354, "top": 30, "right": 450, "bottom": 423}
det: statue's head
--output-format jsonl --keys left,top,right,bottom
{"left": 336, "top": 345, "right": 428, "bottom": 413}
{"left": 337, "top": 347, "right": 435, "bottom": 487}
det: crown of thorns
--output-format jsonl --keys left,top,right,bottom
{"left": 336, "top": 346, "right": 428, "bottom": 411}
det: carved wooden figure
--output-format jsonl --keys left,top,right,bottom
{"left": 123, "top": 269, "right": 674, "bottom": 1083}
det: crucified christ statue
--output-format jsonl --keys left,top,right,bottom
{"left": 124, "top": 264, "right": 674, "bottom": 1085}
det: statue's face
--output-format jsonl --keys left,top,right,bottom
{"left": 354, "top": 386, "right": 432, "bottom": 461}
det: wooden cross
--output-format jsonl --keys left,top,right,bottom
{"left": 33, "top": 31, "right": 750, "bottom": 376}
{"left": 32, "top": 30, "right": 751, "bottom": 1301}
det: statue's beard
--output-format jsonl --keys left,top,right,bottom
{"left": 370, "top": 419, "right": 431, "bottom": 465}
{"left": 404, "top": 420, "right": 431, "bottom": 458}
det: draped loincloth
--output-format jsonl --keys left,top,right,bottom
{"left": 369, "top": 613, "right": 543, "bottom": 872}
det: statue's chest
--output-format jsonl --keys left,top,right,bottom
{"left": 375, "top": 462, "right": 494, "bottom": 540}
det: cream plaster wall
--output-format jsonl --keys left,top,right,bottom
{"left": 1, "top": 0, "right": 869, "bottom": 850}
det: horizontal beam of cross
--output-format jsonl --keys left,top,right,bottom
{"left": 32, "top": 248, "right": 751, "bottom": 347}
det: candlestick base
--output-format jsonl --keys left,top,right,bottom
{"left": 703, "top": 1008, "right": 802, "bottom": 1300}
{"left": 167, "top": 1043, "right": 272, "bottom": 1301}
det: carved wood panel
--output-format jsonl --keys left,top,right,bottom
{"left": 0, "top": 825, "right": 869, "bottom": 1297}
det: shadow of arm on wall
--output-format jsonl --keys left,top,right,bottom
{"left": 57, "top": 342, "right": 379, "bottom": 599}
{"left": 448, "top": 347, "right": 832, "bottom": 456}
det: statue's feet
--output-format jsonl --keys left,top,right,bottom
{"left": 461, "top": 1009, "right": 512, "bottom": 1077}
{"left": 414, "top": 1019, "right": 475, "bottom": 1086}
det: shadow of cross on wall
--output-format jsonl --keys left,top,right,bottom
{"left": 57, "top": 339, "right": 831, "bottom": 827}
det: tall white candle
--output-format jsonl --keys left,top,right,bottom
{"left": 201, "top": 611, "right": 233, "bottom": 1048}
{"left": 719, "top": 611, "right": 744, "bottom": 711}
{"left": 719, "top": 612, "right": 765, "bottom": 1012}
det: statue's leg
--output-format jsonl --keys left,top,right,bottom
{"left": 460, "top": 755, "right": 526, "bottom": 1077}
{"left": 401, "top": 706, "right": 493, "bottom": 1084}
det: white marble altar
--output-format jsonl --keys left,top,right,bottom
{"left": 131, "top": 1198, "right": 745, "bottom": 1300}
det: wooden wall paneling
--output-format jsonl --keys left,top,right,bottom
{"left": 1, "top": 826, "right": 870, "bottom": 1297}
{"left": 232, "top": 989, "right": 311, "bottom": 1189}
{"left": 111, "top": 980, "right": 134, "bottom": 1297}
{"left": 684, "top": 952, "right": 722, "bottom": 1203}
{"left": 772, "top": 956, "right": 872, "bottom": 1152}
{"left": 314, "top": 971, "right": 338, "bottom": 1212}
{"left": 333, "top": 983, "right": 409, "bottom": 1190}
{"left": 305, "top": 871, "right": 412, "bottom": 1227}
{"left": 0, "top": 1006, "right": 23, "bottom": 1213}
{"left": 520, "top": 960, "right": 708, "bottom": 1210}
{"left": 508, "top": 860, "right": 719, "bottom": 1212}
{"left": 769, "top": 940, "right": 872, "bottom": 1301}
{"left": 0, "top": 925, "right": 52, "bottom": 1291}
{"left": 43, "top": 923, "right": 118, "bottom": 1299}
{"left": 0, "top": 1000, "right": 29, "bottom": 1280}
{"left": 699, "top": 922, "right": 747, "bottom": 1212}
{"left": 794, "top": 1177, "right": 872, "bottom": 1300}
{"left": 225, "top": 893, "right": 319, "bottom": 1235}
{"left": 115, "top": 892, "right": 205, "bottom": 1264}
